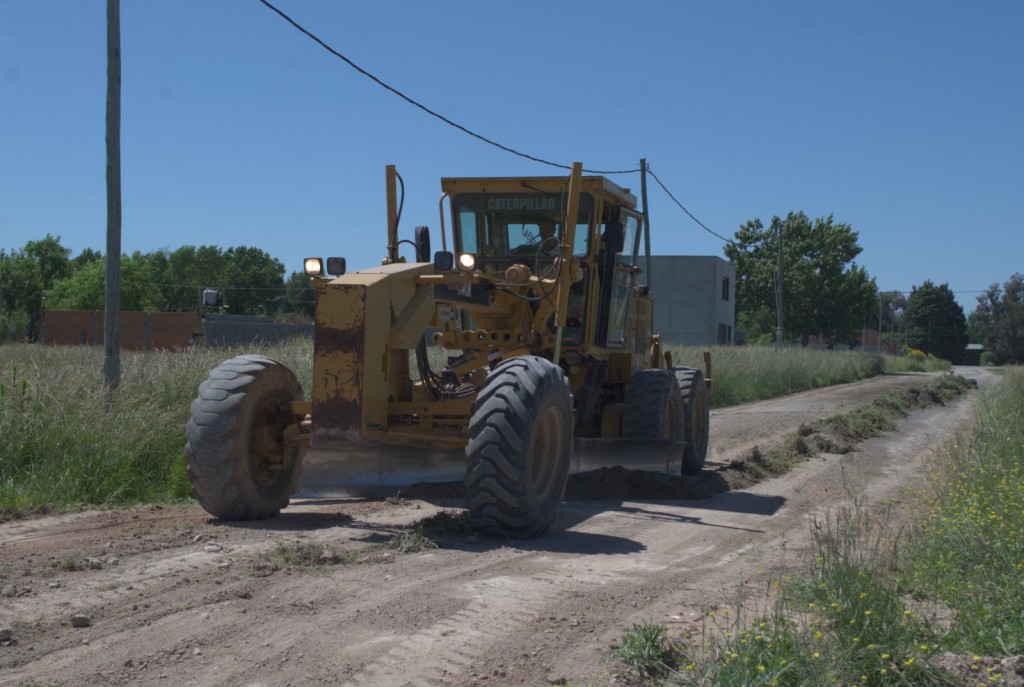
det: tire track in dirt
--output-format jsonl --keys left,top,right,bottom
{"left": 0, "top": 369, "right": 993, "bottom": 687}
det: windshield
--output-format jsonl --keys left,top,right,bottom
{"left": 452, "top": 193, "right": 594, "bottom": 262}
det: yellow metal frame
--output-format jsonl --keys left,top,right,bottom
{"left": 306, "top": 163, "right": 664, "bottom": 453}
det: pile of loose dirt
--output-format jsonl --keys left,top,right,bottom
{"left": 402, "top": 466, "right": 732, "bottom": 502}
{"left": 402, "top": 375, "right": 977, "bottom": 505}
{"left": 564, "top": 466, "right": 729, "bottom": 500}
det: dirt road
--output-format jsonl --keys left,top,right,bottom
{"left": 0, "top": 369, "right": 993, "bottom": 687}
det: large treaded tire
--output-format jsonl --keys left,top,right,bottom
{"left": 465, "top": 356, "right": 572, "bottom": 538}
{"left": 185, "top": 355, "right": 304, "bottom": 520}
{"left": 623, "top": 368, "right": 685, "bottom": 442}
{"left": 672, "top": 367, "right": 710, "bottom": 475}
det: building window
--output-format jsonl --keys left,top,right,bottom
{"left": 718, "top": 323, "right": 728, "bottom": 345}
{"left": 722, "top": 277, "right": 730, "bottom": 301}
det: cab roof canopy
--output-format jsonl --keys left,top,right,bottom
{"left": 440, "top": 175, "right": 637, "bottom": 209}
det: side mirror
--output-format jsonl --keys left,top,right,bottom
{"left": 414, "top": 226, "right": 432, "bottom": 263}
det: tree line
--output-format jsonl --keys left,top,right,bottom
{"left": 3, "top": 229, "right": 1021, "bottom": 365}
{"left": 724, "top": 211, "right": 1022, "bottom": 364}
{"left": 0, "top": 235, "right": 314, "bottom": 342}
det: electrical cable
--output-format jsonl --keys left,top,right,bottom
{"left": 646, "top": 166, "right": 735, "bottom": 245}
{"left": 256, "top": 0, "right": 637, "bottom": 176}
{"left": 261, "top": 0, "right": 975, "bottom": 287}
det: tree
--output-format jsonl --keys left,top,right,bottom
{"left": 0, "top": 234, "right": 73, "bottom": 339}
{"left": 724, "top": 212, "right": 877, "bottom": 347}
{"left": 71, "top": 247, "right": 103, "bottom": 270}
{"left": 972, "top": 273, "right": 1024, "bottom": 364}
{"left": 283, "top": 271, "right": 316, "bottom": 319}
{"left": 46, "top": 252, "right": 158, "bottom": 312}
{"left": 878, "top": 291, "right": 907, "bottom": 349}
{"left": 220, "top": 246, "right": 286, "bottom": 315}
{"left": 144, "top": 245, "right": 289, "bottom": 314}
{"left": 903, "top": 281, "right": 967, "bottom": 363}
{"left": 147, "top": 247, "right": 196, "bottom": 312}
{"left": 4, "top": 237, "right": 295, "bottom": 327}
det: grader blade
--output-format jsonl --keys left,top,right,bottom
{"left": 293, "top": 438, "right": 685, "bottom": 498}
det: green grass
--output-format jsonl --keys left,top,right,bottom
{"left": 666, "top": 346, "right": 886, "bottom": 408}
{"left": 620, "top": 369, "right": 1023, "bottom": 687}
{"left": 0, "top": 338, "right": 313, "bottom": 518}
{"left": 902, "top": 367, "right": 1024, "bottom": 654}
{"left": 0, "top": 339, "right": 957, "bottom": 518}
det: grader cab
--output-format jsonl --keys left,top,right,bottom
{"left": 185, "top": 163, "right": 710, "bottom": 538}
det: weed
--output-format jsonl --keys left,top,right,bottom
{"left": 386, "top": 528, "right": 438, "bottom": 554}
{"left": 259, "top": 541, "right": 336, "bottom": 570}
{"left": 415, "top": 509, "right": 474, "bottom": 538}
{"left": 0, "top": 341, "right": 961, "bottom": 518}
{"left": 666, "top": 346, "right": 886, "bottom": 408}
{"left": 902, "top": 368, "right": 1024, "bottom": 654}
{"left": 0, "top": 339, "right": 313, "bottom": 518}
{"left": 665, "top": 372, "right": 1019, "bottom": 687}
{"left": 726, "top": 376, "right": 975, "bottom": 486}
{"left": 614, "top": 621, "right": 680, "bottom": 678}
{"left": 57, "top": 552, "right": 86, "bottom": 572}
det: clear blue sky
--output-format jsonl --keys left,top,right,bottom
{"left": 2, "top": 1, "right": 1021, "bottom": 312}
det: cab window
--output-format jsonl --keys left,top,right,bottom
{"left": 452, "top": 193, "right": 594, "bottom": 263}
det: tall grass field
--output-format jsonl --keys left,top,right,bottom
{"left": 0, "top": 339, "right": 313, "bottom": 517}
{"left": 1, "top": 341, "right": 937, "bottom": 518}
{"left": 610, "top": 369, "right": 1022, "bottom": 687}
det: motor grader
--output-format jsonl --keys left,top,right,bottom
{"left": 185, "top": 162, "right": 711, "bottom": 538}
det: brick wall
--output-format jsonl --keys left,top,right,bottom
{"left": 40, "top": 311, "right": 201, "bottom": 350}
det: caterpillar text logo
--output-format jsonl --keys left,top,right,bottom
{"left": 486, "top": 197, "right": 557, "bottom": 211}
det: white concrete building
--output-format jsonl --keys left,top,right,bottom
{"left": 645, "top": 256, "right": 736, "bottom": 346}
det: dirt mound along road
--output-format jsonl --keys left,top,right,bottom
{"left": 0, "top": 369, "right": 992, "bottom": 687}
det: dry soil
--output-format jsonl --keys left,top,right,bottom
{"left": 0, "top": 368, "right": 995, "bottom": 687}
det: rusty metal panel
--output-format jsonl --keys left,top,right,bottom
{"left": 311, "top": 263, "right": 435, "bottom": 449}
{"left": 312, "top": 280, "right": 368, "bottom": 447}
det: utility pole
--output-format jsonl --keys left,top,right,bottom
{"left": 103, "top": 0, "right": 122, "bottom": 388}
{"left": 775, "top": 222, "right": 783, "bottom": 349}
{"left": 640, "top": 159, "right": 651, "bottom": 286}
{"left": 878, "top": 292, "right": 883, "bottom": 354}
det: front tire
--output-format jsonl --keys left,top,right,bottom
{"left": 185, "top": 355, "right": 304, "bottom": 520}
{"left": 465, "top": 356, "right": 572, "bottom": 538}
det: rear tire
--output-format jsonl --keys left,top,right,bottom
{"left": 672, "top": 367, "right": 710, "bottom": 474}
{"left": 465, "top": 356, "right": 572, "bottom": 538}
{"left": 185, "top": 355, "right": 304, "bottom": 520}
{"left": 623, "top": 369, "right": 684, "bottom": 443}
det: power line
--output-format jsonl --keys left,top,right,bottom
{"left": 645, "top": 167, "right": 734, "bottom": 244}
{"left": 256, "top": 0, "right": 637, "bottom": 176}
{"left": 150, "top": 282, "right": 307, "bottom": 293}
{"left": 256, "top": 1, "right": 744, "bottom": 243}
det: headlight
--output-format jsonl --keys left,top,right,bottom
{"left": 326, "top": 257, "right": 346, "bottom": 277}
{"left": 304, "top": 257, "right": 324, "bottom": 276}
{"left": 458, "top": 253, "right": 476, "bottom": 271}
{"left": 433, "top": 251, "right": 455, "bottom": 271}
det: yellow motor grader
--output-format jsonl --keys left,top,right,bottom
{"left": 185, "top": 163, "right": 711, "bottom": 537}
